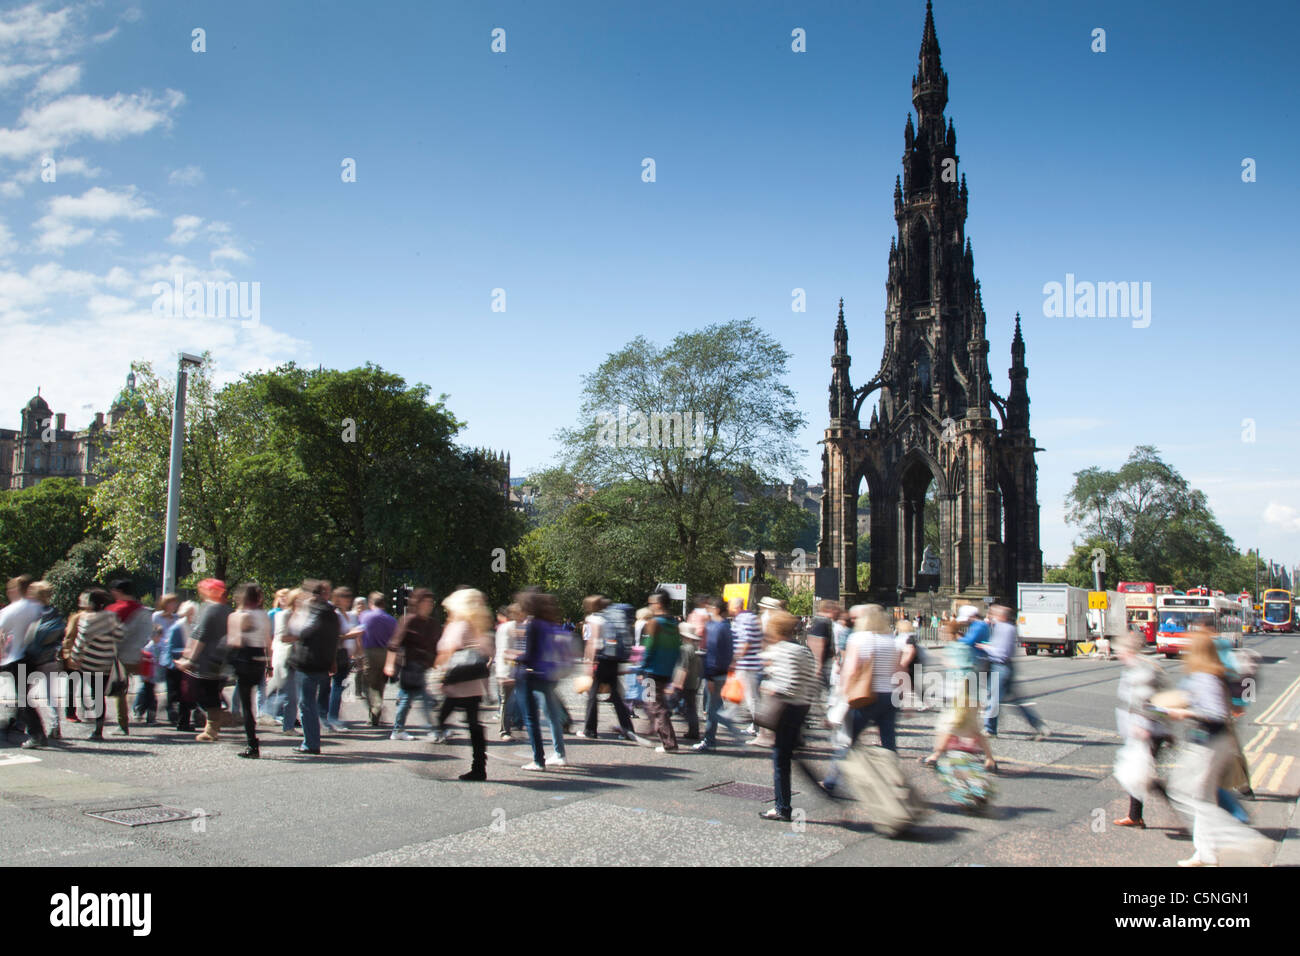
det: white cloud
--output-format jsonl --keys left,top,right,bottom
{"left": 47, "top": 185, "right": 155, "bottom": 221}
{"left": 0, "top": 63, "right": 40, "bottom": 90}
{"left": 0, "top": 90, "right": 184, "bottom": 160}
{"left": 168, "top": 164, "right": 204, "bottom": 186}
{"left": 104, "top": 265, "right": 133, "bottom": 289}
{"left": 1263, "top": 502, "right": 1300, "bottom": 534}
{"left": 0, "top": 4, "right": 75, "bottom": 55}
{"left": 167, "top": 213, "right": 203, "bottom": 245}
{"left": 87, "top": 292, "right": 132, "bottom": 315}
{"left": 211, "top": 245, "right": 249, "bottom": 264}
{"left": 33, "top": 185, "right": 157, "bottom": 251}
{"left": 33, "top": 62, "right": 80, "bottom": 98}
{"left": 32, "top": 217, "right": 92, "bottom": 250}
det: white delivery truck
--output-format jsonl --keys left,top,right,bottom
{"left": 1016, "top": 582, "right": 1091, "bottom": 657}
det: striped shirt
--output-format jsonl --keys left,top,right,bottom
{"left": 732, "top": 611, "right": 763, "bottom": 671}
{"left": 847, "top": 631, "right": 905, "bottom": 695}
{"left": 70, "top": 611, "right": 121, "bottom": 673}
{"left": 761, "top": 641, "right": 819, "bottom": 705}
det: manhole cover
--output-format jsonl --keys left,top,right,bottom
{"left": 83, "top": 805, "right": 204, "bottom": 827}
{"left": 696, "top": 781, "right": 796, "bottom": 802}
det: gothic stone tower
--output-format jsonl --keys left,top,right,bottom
{"left": 819, "top": 1, "right": 1041, "bottom": 605}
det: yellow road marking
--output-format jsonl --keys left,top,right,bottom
{"left": 1256, "top": 671, "right": 1300, "bottom": 725}
{"left": 1247, "top": 727, "right": 1278, "bottom": 756}
{"left": 1266, "top": 755, "right": 1294, "bottom": 793}
{"left": 1243, "top": 726, "right": 1270, "bottom": 753}
{"left": 1250, "top": 752, "right": 1276, "bottom": 788}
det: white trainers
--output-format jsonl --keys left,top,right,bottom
{"left": 521, "top": 761, "right": 545, "bottom": 771}
{"left": 390, "top": 730, "right": 414, "bottom": 741}
{"left": 550, "top": 754, "right": 568, "bottom": 767}
{"left": 427, "top": 730, "right": 447, "bottom": 743}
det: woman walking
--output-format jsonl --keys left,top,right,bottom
{"left": 264, "top": 589, "right": 302, "bottom": 735}
{"left": 385, "top": 588, "right": 440, "bottom": 742}
{"left": 226, "top": 582, "right": 271, "bottom": 758}
{"left": 1112, "top": 629, "right": 1173, "bottom": 828}
{"left": 758, "top": 610, "right": 818, "bottom": 822}
{"left": 435, "top": 588, "right": 493, "bottom": 780}
{"left": 922, "top": 620, "right": 996, "bottom": 771}
{"left": 1163, "top": 628, "right": 1271, "bottom": 867}
{"left": 65, "top": 589, "right": 122, "bottom": 742}
{"left": 516, "top": 591, "right": 570, "bottom": 770}
{"left": 822, "top": 605, "right": 912, "bottom": 794}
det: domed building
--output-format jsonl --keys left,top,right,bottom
{"left": 0, "top": 373, "right": 135, "bottom": 490}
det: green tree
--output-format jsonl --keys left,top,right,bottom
{"left": 1063, "top": 446, "right": 1237, "bottom": 587}
{"left": 0, "top": 478, "right": 104, "bottom": 584}
{"left": 517, "top": 470, "right": 685, "bottom": 619}
{"left": 1044, "top": 538, "right": 1131, "bottom": 589}
{"left": 731, "top": 495, "right": 818, "bottom": 557}
{"left": 93, "top": 356, "right": 259, "bottom": 583}
{"left": 556, "top": 319, "right": 805, "bottom": 596}
{"left": 94, "top": 359, "right": 522, "bottom": 601}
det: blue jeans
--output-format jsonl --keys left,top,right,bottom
{"left": 319, "top": 660, "right": 351, "bottom": 723}
{"left": 132, "top": 679, "right": 157, "bottom": 720}
{"left": 772, "top": 703, "right": 810, "bottom": 815}
{"left": 266, "top": 671, "right": 300, "bottom": 733}
{"left": 984, "top": 661, "right": 1043, "bottom": 735}
{"left": 520, "top": 675, "right": 566, "bottom": 764}
{"left": 825, "top": 696, "right": 897, "bottom": 789}
{"left": 702, "top": 676, "right": 742, "bottom": 746}
{"left": 1217, "top": 787, "right": 1249, "bottom": 823}
{"left": 394, "top": 681, "right": 436, "bottom": 733}
{"left": 297, "top": 671, "right": 327, "bottom": 750}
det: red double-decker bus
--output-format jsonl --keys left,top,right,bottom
{"left": 1118, "top": 581, "right": 1157, "bottom": 645}
{"left": 1262, "top": 588, "right": 1294, "bottom": 633}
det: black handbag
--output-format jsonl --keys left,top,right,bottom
{"left": 443, "top": 648, "right": 489, "bottom": 685}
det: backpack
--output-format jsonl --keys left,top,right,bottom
{"left": 596, "top": 604, "right": 634, "bottom": 662}
{"left": 23, "top": 607, "right": 66, "bottom": 668}
{"left": 536, "top": 622, "right": 574, "bottom": 681}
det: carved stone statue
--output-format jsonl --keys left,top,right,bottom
{"left": 753, "top": 549, "right": 767, "bottom": 582}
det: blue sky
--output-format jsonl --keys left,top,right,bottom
{"left": 1, "top": 0, "right": 1297, "bottom": 571}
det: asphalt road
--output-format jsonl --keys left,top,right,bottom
{"left": 1, "top": 633, "right": 1297, "bottom": 867}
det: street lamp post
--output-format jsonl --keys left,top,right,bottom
{"left": 161, "top": 352, "right": 203, "bottom": 595}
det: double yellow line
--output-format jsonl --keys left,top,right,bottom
{"left": 1255, "top": 670, "right": 1300, "bottom": 728}
{"left": 1244, "top": 672, "right": 1300, "bottom": 792}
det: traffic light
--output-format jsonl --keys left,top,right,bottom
{"left": 176, "top": 542, "right": 194, "bottom": 579}
{"left": 392, "top": 584, "right": 410, "bottom": 617}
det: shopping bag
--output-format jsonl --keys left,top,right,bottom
{"left": 1113, "top": 738, "right": 1155, "bottom": 800}
{"left": 721, "top": 671, "right": 745, "bottom": 704}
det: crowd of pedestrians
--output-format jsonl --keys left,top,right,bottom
{"left": 0, "top": 571, "right": 1272, "bottom": 859}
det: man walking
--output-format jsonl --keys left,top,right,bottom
{"left": 980, "top": 604, "right": 1048, "bottom": 740}
{"left": 358, "top": 592, "right": 397, "bottom": 727}
{"left": 694, "top": 596, "right": 743, "bottom": 751}
{"left": 729, "top": 597, "right": 763, "bottom": 736}
{"left": 579, "top": 596, "right": 637, "bottom": 742}
{"left": 640, "top": 590, "right": 682, "bottom": 753}
{"left": 284, "top": 580, "right": 340, "bottom": 755}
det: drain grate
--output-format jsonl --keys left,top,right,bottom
{"left": 696, "top": 781, "right": 796, "bottom": 802}
{"left": 83, "top": 805, "right": 204, "bottom": 827}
